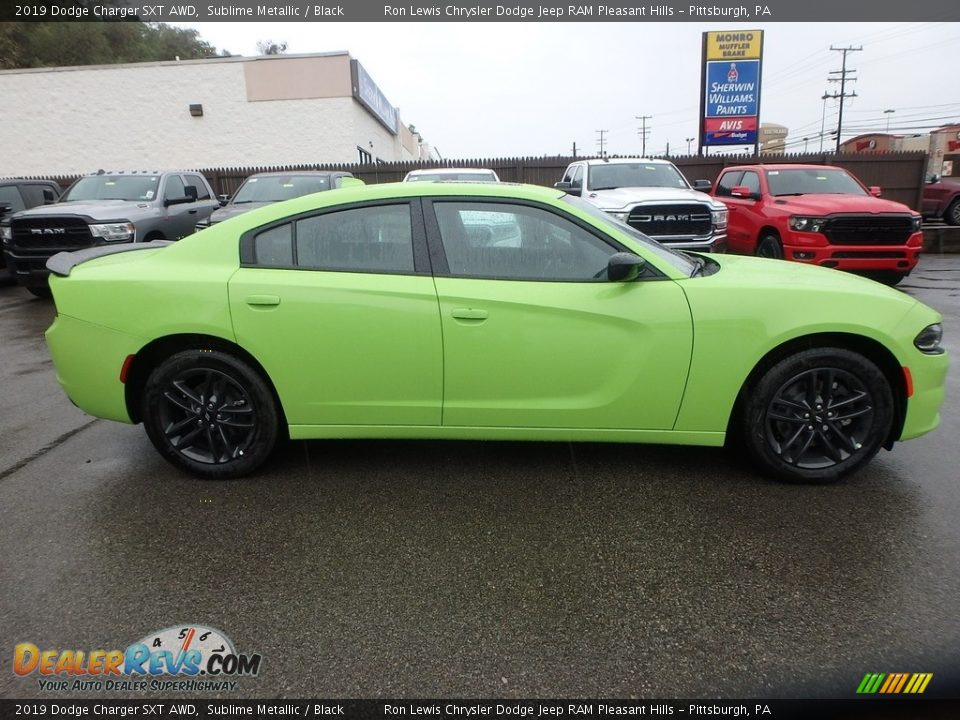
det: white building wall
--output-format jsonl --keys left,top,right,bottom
{"left": 0, "top": 57, "right": 413, "bottom": 176}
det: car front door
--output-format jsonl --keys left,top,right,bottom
{"left": 425, "top": 198, "right": 693, "bottom": 430}
{"left": 228, "top": 200, "right": 442, "bottom": 428}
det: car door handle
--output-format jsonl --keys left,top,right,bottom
{"left": 188, "top": 209, "right": 198, "bottom": 214}
{"left": 245, "top": 294, "right": 281, "bottom": 307}
{"left": 451, "top": 308, "right": 488, "bottom": 321}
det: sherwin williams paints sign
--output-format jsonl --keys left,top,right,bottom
{"left": 700, "top": 30, "right": 764, "bottom": 148}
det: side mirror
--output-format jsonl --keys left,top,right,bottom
{"left": 607, "top": 252, "right": 646, "bottom": 282}
{"left": 554, "top": 181, "right": 581, "bottom": 194}
{"left": 868, "top": 186, "right": 882, "bottom": 197}
{"left": 693, "top": 179, "right": 713, "bottom": 191}
{"left": 730, "top": 185, "right": 760, "bottom": 200}
{"left": 0, "top": 202, "right": 12, "bottom": 218}
{"left": 218, "top": 194, "right": 230, "bottom": 206}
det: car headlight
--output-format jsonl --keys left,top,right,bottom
{"left": 789, "top": 216, "right": 828, "bottom": 233}
{"left": 914, "top": 323, "right": 944, "bottom": 355}
{"left": 608, "top": 211, "right": 630, "bottom": 222}
{"left": 711, "top": 207, "right": 728, "bottom": 229}
{"left": 911, "top": 215, "right": 923, "bottom": 231}
{"left": 0, "top": 224, "right": 11, "bottom": 244}
{"left": 89, "top": 222, "right": 135, "bottom": 242}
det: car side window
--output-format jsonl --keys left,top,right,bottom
{"left": 296, "top": 204, "right": 414, "bottom": 274}
{"left": 184, "top": 175, "right": 211, "bottom": 200}
{"left": 741, "top": 171, "right": 760, "bottom": 194}
{"left": 164, "top": 175, "right": 187, "bottom": 201}
{"left": 19, "top": 184, "right": 56, "bottom": 208}
{"left": 433, "top": 202, "right": 617, "bottom": 281}
{"left": 0, "top": 186, "right": 27, "bottom": 212}
{"left": 254, "top": 224, "right": 294, "bottom": 266}
{"left": 715, "top": 171, "right": 743, "bottom": 197}
{"left": 570, "top": 166, "right": 583, "bottom": 188}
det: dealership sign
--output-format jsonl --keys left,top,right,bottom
{"left": 700, "top": 30, "right": 764, "bottom": 148}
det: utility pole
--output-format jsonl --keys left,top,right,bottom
{"left": 571, "top": 141, "right": 577, "bottom": 158}
{"left": 825, "top": 45, "right": 861, "bottom": 154}
{"left": 636, "top": 115, "right": 652, "bottom": 157}
{"left": 595, "top": 130, "right": 608, "bottom": 157}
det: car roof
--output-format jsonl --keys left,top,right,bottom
{"left": 80, "top": 170, "right": 206, "bottom": 176}
{"left": 406, "top": 168, "right": 497, "bottom": 175}
{"left": 722, "top": 164, "right": 850, "bottom": 172}
{"left": 580, "top": 158, "right": 673, "bottom": 166}
{"left": 243, "top": 171, "right": 353, "bottom": 179}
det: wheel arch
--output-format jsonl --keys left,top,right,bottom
{"left": 727, "top": 331, "right": 907, "bottom": 449}
{"left": 757, "top": 225, "right": 782, "bottom": 242}
{"left": 124, "top": 334, "right": 287, "bottom": 429}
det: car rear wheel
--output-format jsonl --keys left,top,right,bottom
{"left": 142, "top": 349, "right": 279, "bottom": 479}
{"left": 946, "top": 199, "right": 960, "bottom": 227}
{"left": 755, "top": 233, "right": 783, "bottom": 259}
{"left": 740, "top": 348, "right": 894, "bottom": 483}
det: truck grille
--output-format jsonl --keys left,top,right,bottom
{"left": 626, "top": 204, "right": 713, "bottom": 238}
{"left": 11, "top": 216, "right": 93, "bottom": 253}
{"left": 823, "top": 215, "right": 913, "bottom": 245}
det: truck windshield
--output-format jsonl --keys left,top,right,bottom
{"left": 61, "top": 175, "right": 160, "bottom": 202}
{"left": 232, "top": 175, "right": 332, "bottom": 204}
{"left": 588, "top": 163, "right": 689, "bottom": 191}
{"left": 561, "top": 194, "right": 699, "bottom": 277}
{"left": 766, "top": 168, "right": 867, "bottom": 196}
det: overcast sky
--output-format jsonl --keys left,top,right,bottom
{"left": 173, "top": 21, "right": 959, "bottom": 158}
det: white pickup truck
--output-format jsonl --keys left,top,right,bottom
{"left": 555, "top": 158, "right": 728, "bottom": 252}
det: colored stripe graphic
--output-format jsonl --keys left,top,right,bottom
{"left": 857, "top": 672, "right": 932, "bottom": 694}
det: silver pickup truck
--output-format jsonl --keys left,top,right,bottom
{"left": 1, "top": 170, "right": 219, "bottom": 297}
{"left": 555, "top": 158, "right": 728, "bottom": 252}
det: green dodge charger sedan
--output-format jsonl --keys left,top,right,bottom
{"left": 43, "top": 182, "right": 947, "bottom": 483}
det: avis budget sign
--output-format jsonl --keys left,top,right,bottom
{"left": 700, "top": 30, "right": 764, "bottom": 148}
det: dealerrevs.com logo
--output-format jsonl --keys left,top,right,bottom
{"left": 13, "top": 625, "right": 262, "bottom": 692}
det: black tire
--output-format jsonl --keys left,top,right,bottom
{"left": 142, "top": 349, "right": 279, "bottom": 479}
{"left": 26, "top": 285, "right": 52, "bottom": 299}
{"left": 755, "top": 233, "right": 784, "bottom": 260}
{"left": 740, "top": 348, "right": 894, "bottom": 483}
{"left": 866, "top": 270, "right": 909, "bottom": 287}
{"left": 945, "top": 198, "right": 960, "bottom": 227}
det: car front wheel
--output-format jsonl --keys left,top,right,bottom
{"left": 142, "top": 349, "right": 279, "bottom": 479}
{"left": 741, "top": 348, "right": 894, "bottom": 483}
{"left": 755, "top": 233, "right": 784, "bottom": 259}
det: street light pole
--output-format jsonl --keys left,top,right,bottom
{"left": 685, "top": 137, "right": 695, "bottom": 154}
{"left": 819, "top": 92, "right": 829, "bottom": 152}
{"left": 884, "top": 109, "right": 895, "bottom": 132}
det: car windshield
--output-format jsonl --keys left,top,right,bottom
{"left": 587, "top": 163, "right": 689, "bottom": 191}
{"left": 61, "top": 175, "right": 160, "bottom": 202}
{"left": 561, "top": 194, "right": 700, "bottom": 277}
{"left": 406, "top": 172, "right": 497, "bottom": 182}
{"left": 232, "top": 175, "right": 332, "bottom": 204}
{"left": 766, "top": 168, "right": 867, "bottom": 196}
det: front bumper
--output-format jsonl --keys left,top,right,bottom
{"left": 658, "top": 232, "right": 727, "bottom": 253}
{"left": 784, "top": 231, "right": 922, "bottom": 274}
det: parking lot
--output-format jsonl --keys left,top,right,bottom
{"left": 1, "top": 255, "right": 958, "bottom": 700}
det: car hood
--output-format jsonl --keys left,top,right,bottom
{"left": 13, "top": 199, "right": 154, "bottom": 221}
{"left": 585, "top": 186, "right": 721, "bottom": 211}
{"left": 208, "top": 203, "right": 272, "bottom": 223}
{"left": 765, "top": 193, "right": 915, "bottom": 215}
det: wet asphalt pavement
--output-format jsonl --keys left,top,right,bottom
{"left": 1, "top": 257, "right": 958, "bottom": 701}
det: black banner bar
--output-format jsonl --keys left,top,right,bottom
{"left": 3, "top": 0, "right": 960, "bottom": 23}
{"left": 2, "top": 699, "right": 960, "bottom": 720}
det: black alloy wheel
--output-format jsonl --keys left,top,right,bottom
{"left": 755, "top": 234, "right": 784, "bottom": 259}
{"left": 143, "top": 350, "right": 279, "bottom": 479}
{"left": 741, "top": 348, "right": 894, "bottom": 483}
{"left": 946, "top": 198, "right": 960, "bottom": 227}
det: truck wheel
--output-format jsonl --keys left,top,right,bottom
{"left": 946, "top": 199, "right": 960, "bottom": 226}
{"left": 26, "top": 286, "right": 52, "bottom": 299}
{"left": 740, "top": 347, "right": 894, "bottom": 483}
{"left": 756, "top": 234, "right": 784, "bottom": 260}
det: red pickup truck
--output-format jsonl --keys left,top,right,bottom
{"left": 711, "top": 164, "right": 923, "bottom": 285}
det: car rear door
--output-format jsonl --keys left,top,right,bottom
{"left": 424, "top": 198, "right": 693, "bottom": 431}
{"left": 228, "top": 199, "right": 443, "bottom": 428}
